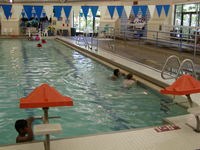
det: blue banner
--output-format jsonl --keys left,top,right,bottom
{"left": 163, "top": 5, "right": 170, "bottom": 17}
{"left": 81, "top": 6, "right": 90, "bottom": 19}
{"left": 53, "top": 6, "right": 62, "bottom": 19}
{"left": 140, "top": 5, "right": 148, "bottom": 17}
{"left": 34, "top": 6, "right": 43, "bottom": 20}
{"left": 63, "top": 6, "right": 72, "bottom": 19}
{"left": 90, "top": 6, "right": 98, "bottom": 18}
{"left": 156, "top": 5, "right": 163, "bottom": 17}
{"left": 24, "top": 5, "right": 33, "bottom": 20}
{"left": 132, "top": 6, "right": 139, "bottom": 17}
{"left": 2, "top": 5, "right": 12, "bottom": 19}
{"left": 116, "top": 6, "right": 124, "bottom": 18}
{"left": 107, "top": 6, "right": 115, "bottom": 18}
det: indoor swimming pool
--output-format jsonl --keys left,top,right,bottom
{"left": 0, "top": 39, "right": 187, "bottom": 145}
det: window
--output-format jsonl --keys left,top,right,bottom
{"left": 174, "top": 3, "right": 200, "bottom": 38}
{"left": 183, "top": 4, "right": 197, "bottom": 12}
{"left": 174, "top": 5, "right": 182, "bottom": 26}
{"left": 174, "top": 3, "right": 200, "bottom": 26}
{"left": 73, "top": 9, "right": 100, "bottom": 33}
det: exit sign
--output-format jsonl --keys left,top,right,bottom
{"left": 133, "top": 1, "right": 138, "bottom": 5}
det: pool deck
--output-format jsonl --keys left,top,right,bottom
{"left": 1, "top": 36, "right": 200, "bottom": 150}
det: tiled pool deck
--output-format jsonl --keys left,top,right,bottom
{"left": 1, "top": 36, "right": 200, "bottom": 150}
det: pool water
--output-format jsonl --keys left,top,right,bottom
{"left": 0, "top": 39, "right": 187, "bottom": 145}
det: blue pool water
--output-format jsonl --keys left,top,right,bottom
{"left": 0, "top": 39, "right": 187, "bottom": 145}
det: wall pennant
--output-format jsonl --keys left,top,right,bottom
{"left": 140, "top": 5, "right": 148, "bottom": 17}
{"left": 2, "top": 5, "right": 12, "bottom": 19}
{"left": 107, "top": 6, "right": 115, "bottom": 19}
{"left": 61, "top": 7, "right": 65, "bottom": 18}
{"left": 124, "top": 6, "right": 132, "bottom": 18}
{"left": 156, "top": 5, "right": 163, "bottom": 17}
{"left": 148, "top": 5, "right": 155, "bottom": 18}
{"left": 23, "top": 5, "right": 33, "bottom": 20}
{"left": 63, "top": 6, "right": 72, "bottom": 19}
{"left": 44, "top": 5, "right": 53, "bottom": 19}
{"left": 116, "top": 6, "right": 124, "bottom": 18}
{"left": 34, "top": 6, "right": 43, "bottom": 20}
{"left": 53, "top": 6, "right": 62, "bottom": 19}
{"left": 73, "top": 6, "right": 80, "bottom": 18}
{"left": 132, "top": 6, "right": 140, "bottom": 17}
{"left": 163, "top": 5, "right": 170, "bottom": 17}
{"left": 90, "top": 6, "right": 98, "bottom": 18}
{"left": 12, "top": 5, "right": 23, "bottom": 19}
{"left": 81, "top": 6, "right": 90, "bottom": 19}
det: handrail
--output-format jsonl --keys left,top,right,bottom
{"left": 84, "top": 33, "right": 93, "bottom": 50}
{"left": 177, "top": 59, "right": 197, "bottom": 79}
{"left": 161, "top": 55, "right": 181, "bottom": 80}
{"left": 161, "top": 55, "right": 197, "bottom": 80}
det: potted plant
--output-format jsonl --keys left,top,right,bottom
{"left": 47, "top": 25, "right": 55, "bottom": 36}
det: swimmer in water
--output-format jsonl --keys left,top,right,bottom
{"left": 123, "top": 73, "right": 136, "bottom": 88}
{"left": 15, "top": 117, "right": 34, "bottom": 143}
{"left": 110, "top": 69, "right": 120, "bottom": 80}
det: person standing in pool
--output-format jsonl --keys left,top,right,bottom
{"left": 111, "top": 69, "right": 121, "bottom": 80}
{"left": 15, "top": 117, "right": 34, "bottom": 143}
{"left": 123, "top": 73, "right": 136, "bottom": 88}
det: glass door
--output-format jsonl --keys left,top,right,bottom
{"left": 190, "top": 14, "right": 198, "bottom": 39}
{"left": 182, "top": 13, "right": 190, "bottom": 38}
{"left": 191, "top": 14, "right": 198, "bottom": 27}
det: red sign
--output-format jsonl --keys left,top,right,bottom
{"left": 154, "top": 125, "right": 181, "bottom": 132}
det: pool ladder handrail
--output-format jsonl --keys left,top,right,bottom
{"left": 177, "top": 59, "right": 197, "bottom": 79}
{"left": 84, "top": 32, "right": 93, "bottom": 50}
{"left": 75, "top": 32, "right": 94, "bottom": 50}
{"left": 161, "top": 55, "right": 197, "bottom": 80}
{"left": 161, "top": 55, "right": 181, "bottom": 80}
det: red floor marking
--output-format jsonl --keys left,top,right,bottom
{"left": 154, "top": 125, "right": 181, "bottom": 132}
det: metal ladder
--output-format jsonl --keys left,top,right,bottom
{"left": 160, "top": 55, "right": 197, "bottom": 111}
{"left": 161, "top": 55, "right": 197, "bottom": 80}
{"left": 75, "top": 32, "right": 93, "bottom": 50}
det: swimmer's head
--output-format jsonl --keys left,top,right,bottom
{"left": 15, "top": 119, "right": 28, "bottom": 134}
{"left": 113, "top": 69, "right": 120, "bottom": 77}
{"left": 126, "top": 74, "right": 133, "bottom": 80}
